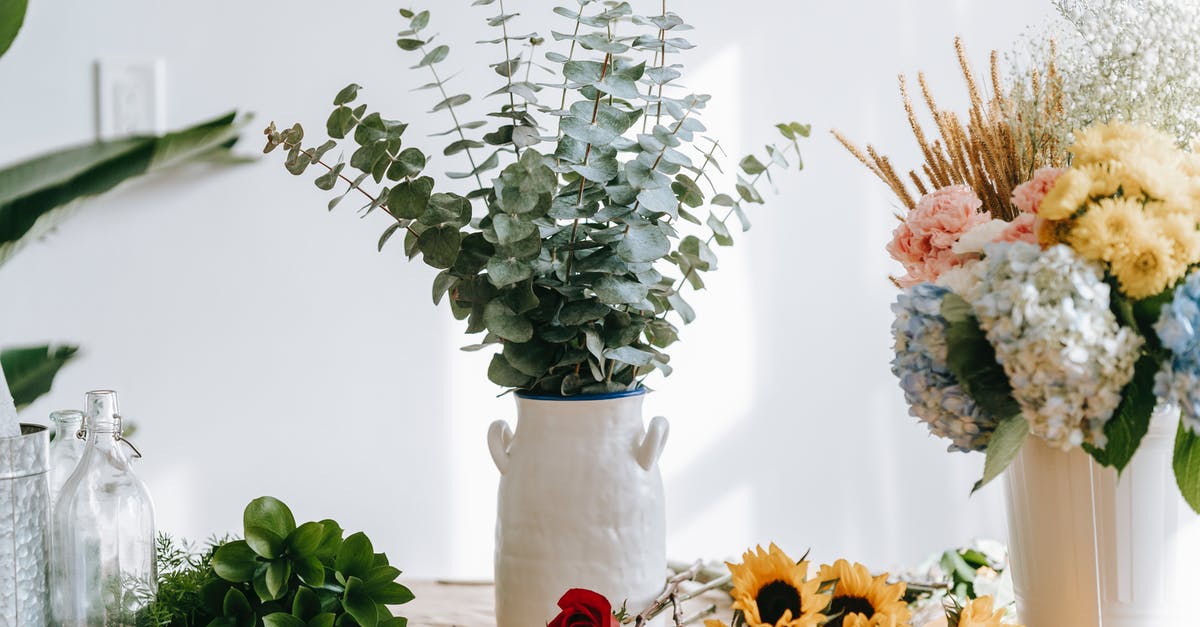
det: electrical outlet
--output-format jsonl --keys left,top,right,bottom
{"left": 95, "top": 58, "right": 166, "bottom": 140}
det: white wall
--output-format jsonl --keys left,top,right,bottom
{"left": 0, "top": 0, "right": 1049, "bottom": 578}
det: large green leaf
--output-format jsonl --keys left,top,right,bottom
{"left": 0, "top": 344, "right": 78, "bottom": 409}
{"left": 973, "top": 414, "right": 1029, "bottom": 493}
{"left": 0, "top": 111, "right": 244, "bottom": 265}
{"left": 1083, "top": 353, "right": 1159, "bottom": 472}
{"left": 0, "top": 0, "right": 27, "bottom": 59}
{"left": 1174, "top": 421, "right": 1200, "bottom": 514}
{"left": 941, "top": 293, "right": 1020, "bottom": 419}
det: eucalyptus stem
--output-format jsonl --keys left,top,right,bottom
{"left": 417, "top": 43, "right": 487, "bottom": 193}
{"left": 564, "top": 52, "right": 613, "bottom": 281}
{"left": 555, "top": 2, "right": 588, "bottom": 144}
{"left": 497, "top": 0, "right": 521, "bottom": 158}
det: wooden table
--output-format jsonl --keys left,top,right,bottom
{"left": 400, "top": 581, "right": 944, "bottom": 627}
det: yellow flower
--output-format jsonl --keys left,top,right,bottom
{"left": 1039, "top": 167, "right": 1094, "bottom": 220}
{"left": 728, "top": 544, "right": 829, "bottom": 627}
{"left": 1066, "top": 196, "right": 1147, "bottom": 262}
{"left": 950, "top": 596, "right": 1022, "bottom": 627}
{"left": 1109, "top": 224, "right": 1188, "bottom": 299}
{"left": 1071, "top": 122, "right": 1179, "bottom": 167}
{"left": 1158, "top": 212, "right": 1200, "bottom": 266}
{"left": 816, "top": 560, "right": 911, "bottom": 627}
{"left": 705, "top": 621, "right": 730, "bottom": 627}
{"left": 1035, "top": 216, "right": 1071, "bottom": 248}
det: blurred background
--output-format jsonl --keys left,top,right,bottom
{"left": 0, "top": 0, "right": 1052, "bottom": 579}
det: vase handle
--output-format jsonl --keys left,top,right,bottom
{"left": 637, "top": 415, "right": 670, "bottom": 470}
{"left": 488, "top": 419, "right": 514, "bottom": 474}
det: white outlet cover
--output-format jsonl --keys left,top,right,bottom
{"left": 96, "top": 58, "right": 166, "bottom": 140}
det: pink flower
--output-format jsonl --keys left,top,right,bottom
{"left": 1011, "top": 167, "right": 1066, "bottom": 214}
{"left": 997, "top": 212, "right": 1038, "bottom": 244}
{"left": 887, "top": 185, "right": 991, "bottom": 286}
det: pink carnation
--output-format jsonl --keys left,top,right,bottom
{"left": 1011, "top": 167, "right": 1065, "bottom": 214}
{"left": 887, "top": 184, "right": 991, "bottom": 286}
{"left": 996, "top": 212, "right": 1038, "bottom": 245}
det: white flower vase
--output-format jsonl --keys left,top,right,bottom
{"left": 488, "top": 389, "right": 668, "bottom": 627}
{"left": 1003, "top": 435, "right": 1101, "bottom": 627}
{"left": 1092, "top": 404, "right": 1200, "bottom": 627}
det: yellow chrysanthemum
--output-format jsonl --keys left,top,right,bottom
{"left": 1109, "top": 225, "right": 1188, "bottom": 299}
{"left": 728, "top": 544, "right": 829, "bottom": 627}
{"left": 1038, "top": 168, "right": 1093, "bottom": 220}
{"left": 1071, "top": 122, "right": 1179, "bottom": 167}
{"left": 1077, "top": 161, "right": 1124, "bottom": 198}
{"left": 1066, "top": 196, "right": 1147, "bottom": 262}
{"left": 951, "top": 596, "right": 1022, "bottom": 627}
{"left": 1035, "top": 216, "right": 1071, "bottom": 248}
{"left": 816, "top": 560, "right": 911, "bottom": 627}
{"left": 705, "top": 621, "right": 730, "bottom": 627}
{"left": 1157, "top": 212, "right": 1200, "bottom": 266}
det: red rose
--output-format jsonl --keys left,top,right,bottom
{"left": 548, "top": 588, "right": 618, "bottom": 627}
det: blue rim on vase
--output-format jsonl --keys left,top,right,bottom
{"left": 514, "top": 387, "right": 646, "bottom": 401}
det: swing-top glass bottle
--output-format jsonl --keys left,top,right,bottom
{"left": 51, "top": 390, "right": 156, "bottom": 626}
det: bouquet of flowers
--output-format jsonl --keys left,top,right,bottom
{"left": 836, "top": 0, "right": 1200, "bottom": 508}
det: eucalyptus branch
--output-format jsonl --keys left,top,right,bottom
{"left": 554, "top": 2, "right": 589, "bottom": 143}
{"left": 497, "top": 0, "right": 521, "bottom": 158}
{"left": 564, "top": 52, "right": 613, "bottom": 280}
{"left": 416, "top": 42, "right": 487, "bottom": 193}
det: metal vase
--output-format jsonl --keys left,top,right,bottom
{"left": 0, "top": 424, "right": 50, "bottom": 627}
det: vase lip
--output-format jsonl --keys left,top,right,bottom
{"left": 514, "top": 387, "right": 646, "bottom": 402}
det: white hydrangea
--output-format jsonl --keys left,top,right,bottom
{"left": 1048, "top": 0, "right": 1200, "bottom": 146}
{"left": 965, "top": 242, "right": 1143, "bottom": 450}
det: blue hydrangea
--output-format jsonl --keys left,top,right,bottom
{"left": 891, "top": 283, "right": 1000, "bottom": 452}
{"left": 1154, "top": 269, "right": 1200, "bottom": 433}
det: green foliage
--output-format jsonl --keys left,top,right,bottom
{"left": 143, "top": 496, "right": 412, "bottom": 627}
{"left": 1174, "top": 421, "right": 1200, "bottom": 514}
{"left": 0, "top": 0, "right": 26, "bottom": 59}
{"left": 1083, "top": 354, "right": 1159, "bottom": 472}
{"left": 0, "top": 344, "right": 78, "bottom": 409}
{"left": 265, "top": 2, "right": 807, "bottom": 395}
{"left": 0, "top": 111, "right": 246, "bottom": 266}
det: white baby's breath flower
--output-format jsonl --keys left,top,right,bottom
{"left": 952, "top": 220, "right": 1011, "bottom": 256}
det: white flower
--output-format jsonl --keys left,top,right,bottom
{"left": 952, "top": 219, "right": 1010, "bottom": 255}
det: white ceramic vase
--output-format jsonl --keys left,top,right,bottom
{"left": 1003, "top": 434, "right": 1101, "bottom": 627}
{"left": 488, "top": 389, "right": 668, "bottom": 627}
{"left": 1092, "top": 405, "right": 1200, "bottom": 627}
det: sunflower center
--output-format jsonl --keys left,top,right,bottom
{"left": 826, "top": 596, "right": 876, "bottom": 627}
{"left": 755, "top": 580, "right": 803, "bottom": 625}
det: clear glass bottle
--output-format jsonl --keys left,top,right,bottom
{"left": 51, "top": 391, "right": 156, "bottom": 626}
{"left": 47, "top": 409, "right": 85, "bottom": 506}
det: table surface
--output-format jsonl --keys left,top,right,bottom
{"left": 400, "top": 581, "right": 945, "bottom": 627}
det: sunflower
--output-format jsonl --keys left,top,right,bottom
{"left": 815, "top": 560, "right": 911, "bottom": 627}
{"left": 947, "top": 596, "right": 1022, "bottom": 627}
{"left": 727, "top": 544, "right": 829, "bottom": 627}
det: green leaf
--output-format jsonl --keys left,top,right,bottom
{"left": 559, "top": 300, "right": 611, "bottom": 326}
{"left": 263, "top": 614, "right": 306, "bottom": 627}
{"left": 292, "top": 555, "right": 325, "bottom": 587}
{"left": 336, "top": 532, "right": 375, "bottom": 579}
{"left": 739, "top": 155, "right": 766, "bottom": 175}
{"left": 222, "top": 588, "right": 253, "bottom": 618}
{"left": 416, "top": 44, "right": 449, "bottom": 67}
{"left": 244, "top": 496, "right": 297, "bottom": 539}
{"left": 287, "top": 521, "right": 325, "bottom": 557}
{"left": 409, "top": 10, "right": 430, "bottom": 30}
{"left": 492, "top": 214, "right": 538, "bottom": 245}
{"left": 671, "top": 174, "right": 703, "bottom": 208}
{"left": 343, "top": 577, "right": 378, "bottom": 627}
{"left": 484, "top": 300, "right": 533, "bottom": 342}
{"left": 333, "top": 84, "right": 361, "bottom": 106}
{"left": 488, "top": 353, "right": 533, "bottom": 388}
{"left": 212, "top": 541, "right": 260, "bottom": 583}
{"left": 387, "top": 148, "right": 427, "bottom": 180}
{"left": 0, "top": 0, "right": 27, "bottom": 58}
{"left": 432, "top": 94, "right": 471, "bottom": 112}
{"left": 487, "top": 257, "right": 533, "bottom": 288}
{"left": 396, "top": 38, "right": 424, "bottom": 51}
{"left": 973, "top": 414, "right": 1029, "bottom": 493}
{"left": 1174, "top": 421, "right": 1200, "bottom": 514}
{"left": 707, "top": 212, "right": 733, "bottom": 246}
{"left": 309, "top": 615, "right": 336, "bottom": 627}
{"left": 592, "top": 275, "right": 648, "bottom": 305}
{"left": 0, "top": 344, "right": 79, "bottom": 409}
{"left": 314, "top": 519, "right": 343, "bottom": 563}
{"left": 387, "top": 176, "right": 434, "bottom": 220}
{"left": 264, "top": 558, "right": 291, "bottom": 600}
{"left": 245, "top": 525, "right": 286, "bottom": 559}
{"left": 604, "top": 345, "right": 654, "bottom": 367}
{"left": 0, "top": 112, "right": 244, "bottom": 266}
{"left": 1083, "top": 354, "right": 1159, "bottom": 472}
{"left": 417, "top": 225, "right": 462, "bottom": 269}
{"left": 420, "top": 193, "right": 471, "bottom": 228}
{"left": 616, "top": 222, "right": 670, "bottom": 263}
{"left": 372, "top": 582, "right": 416, "bottom": 605}
{"left": 503, "top": 340, "right": 557, "bottom": 377}
{"left": 941, "top": 294, "right": 1020, "bottom": 419}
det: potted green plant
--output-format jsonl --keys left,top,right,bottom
{"left": 263, "top": 2, "right": 807, "bottom": 624}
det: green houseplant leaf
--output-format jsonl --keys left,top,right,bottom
{"left": 1084, "top": 353, "right": 1160, "bottom": 472}
{"left": 0, "top": 0, "right": 27, "bottom": 59}
{"left": 0, "top": 111, "right": 245, "bottom": 265}
{"left": 1174, "top": 421, "right": 1200, "bottom": 514}
{"left": 0, "top": 344, "right": 78, "bottom": 409}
